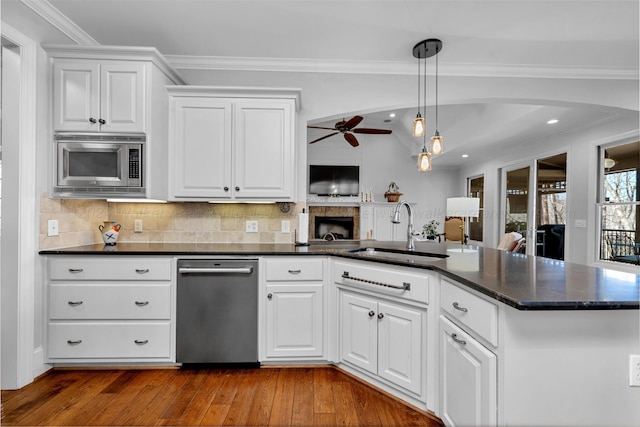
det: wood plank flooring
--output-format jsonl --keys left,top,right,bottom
{"left": 1, "top": 367, "right": 444, "bottom": 426}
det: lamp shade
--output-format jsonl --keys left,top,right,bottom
{"left": 446, "top": 197, "right": 480, "bottom": 217}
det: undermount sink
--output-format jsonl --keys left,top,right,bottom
{"left": 347, "top": 247, "right": 448, "bottom": 263}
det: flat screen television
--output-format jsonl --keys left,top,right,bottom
{"left": 309, "top": 165, "right": 359, "bottom": 196}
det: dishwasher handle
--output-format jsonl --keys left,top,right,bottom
{"left": 178, "top": 266, "right": 254, "bottom": 275}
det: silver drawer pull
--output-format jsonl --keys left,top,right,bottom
{"left": 135, "top": 301, "right": 149, "bottom": 306}
{"left": 134, "top": 339, "right": 149, "bottom": 345}
{"left": 342, "top": 271, "right": 410, "bottom": 291}
{"left": 67, "top": 301, "right": 83, "bottom": 306}
{"left": 452, "top": 302, "right": 468, "bottom": 312}
{"left": 68, "top": 268, "right": 84, "bottom": 273}
{"left": 451, "top": 333, "right": 467, "bottom": 346}
{"left": 288, "top": 269, "right": 301, "bottom": 274}
{"left": 67, "top": 340, "right": 82, "bottom": 345}
{"left": 135, "top": 269, "right": 150, "bottom": 274}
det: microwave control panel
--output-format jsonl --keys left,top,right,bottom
{"left": 128, "top": 148, "right": 141, "bottom": 183}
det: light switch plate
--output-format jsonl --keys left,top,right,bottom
{"left": 134, "top": 219, "right": 143, "bottom": 233}
{"left": 575, "top": 219, "right": 587, "bottom": 228}
{"left": 47, "top": 219, "right": 59, "bottom": 237}
{"left": 630, "top": 354, "right": 640, "bottom": 387}
{"left": 246, "top": 220, "right": 258, "bottom": 233}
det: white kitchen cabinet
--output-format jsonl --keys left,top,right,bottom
{"left": 46, "top": 256, "right": 175, "bottom": 363}
{"left": 340, "top": 290, "right": 423, "bottom": 395}
{"left": 439, "top": 279, "right": 497, "bottom": 427}
{"left": 260, "top": 257, "right": 326, "bottom": 361}
{"left": 52, "top": 59, "right": 145, "bottom": 133}
{"left": 168, "top": 87, "right": 300, "bottom": 201}
{"left": 439, "top": 316, "right": 497, "bottom": 427}
{"left": 334, "top": 259, "right": 430, "bottom": 403}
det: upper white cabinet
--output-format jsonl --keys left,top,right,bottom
{"left": 52, "top": 60, "right": 146, "bottom": 133}
{"left": 168, "top": 87, "right": 301, "bottom": 201}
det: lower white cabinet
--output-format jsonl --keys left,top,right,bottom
{"left": 260, "top": 257, "right": 326, "bottom": 361}
{"left": 340, "top": 290, "right": 423, "bottom": 395}
{"left": 46, "top": 256, "right": 175, "bottom": 363}
{"left": 439, "top": 316, "right": 497, "bottom": 427}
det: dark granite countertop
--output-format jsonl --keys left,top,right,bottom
{"left": 40, "top": 241, "right": 640, "bottom": 311}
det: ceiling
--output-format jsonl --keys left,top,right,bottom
{"left": 5, "top": 0, "right": 639, "bottom": 167}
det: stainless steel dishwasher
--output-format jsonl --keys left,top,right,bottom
{"left": 176, "top": 259, "right": 258, "bottom": 365}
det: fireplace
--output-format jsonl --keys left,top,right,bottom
{"left": 315, "top": 216, "right": 354, "bottom": 240}
{"left": 308, "top": 206, "right": 360, "bottom": 241}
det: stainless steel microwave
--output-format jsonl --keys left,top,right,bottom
{"left": 54, "top": 133, "right": 145, "bottom": 197}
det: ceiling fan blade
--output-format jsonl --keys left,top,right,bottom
{"left": 352, "top": 128, "right": 392, "bottom": 134}
{"left": 308, "top": 125, "right": 337, "bottom": 130}
{"left": 344, "top": 132, "right": 359, "bottom": 147}
{"left": 308, "top": 132, "right": 340, "bottom": 144}
{"left": 342, "top": 115, "right": 364, "bottom": 130}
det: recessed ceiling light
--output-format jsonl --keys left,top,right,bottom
{"left": 389, "top": 113, "right": 396, "bottom": 118}
{"left": 547, "top": 119, "right": 559, "bottom": 124}
{"left": 461, "top": 154, "right": 469, "bottom": 158}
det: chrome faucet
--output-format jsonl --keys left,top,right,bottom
{"left": 392, "top": 200, "right": 418, "bottom": 250}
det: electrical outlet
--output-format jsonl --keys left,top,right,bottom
{"left": 134, "top": 219, "right": 143, "bottom": 233}
{"left": 47, "top": 219, "right": 59, "bottom": 237}
{"left": 629, "top": 355, "right": 640, "bottom": 387}
{"left": 575, "top": 219, "right": 587, "bottom": 228}
{"left": 281, "top": 220, "right": 291, "bottom": 233}
{"left": 246, "top": 220, "right": 258, "bottom": 233}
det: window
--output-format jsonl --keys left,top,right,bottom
{"left": 468, "top": 176, "right": 484, "bottom": 241}
{"left": 598, "top": 141, "right": 639, "bottom": 265}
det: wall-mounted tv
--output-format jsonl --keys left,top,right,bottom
{"left": 309, "top": 165, "right": 360, "bottom": 196}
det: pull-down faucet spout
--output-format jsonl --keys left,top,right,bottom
{"left": 392, "top": 200, "right": 417, "bottom": 250}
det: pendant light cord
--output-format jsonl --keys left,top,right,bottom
{"left": 416, "top": 52, "right": 421, "bottom": 116}
{"left": 423, "top": 49, "right": 427, "bottom": 149}
{"left": 435, "top": 45, "right": 439, "bottom": 131}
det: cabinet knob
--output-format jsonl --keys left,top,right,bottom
{"left": 267, "top": 293, "right": 273, "bottom": 300}
{"left": 88, "top": 118, "right": 97, "bottom": 123}
{"left": 377, "top": 313, "right": 384, "bottom": 319}
{"left": 451, "top": 333, "right": 467, "bottom": 346}
{"left": 452, "top": 302, "right": 468, "bottom": 313}
{"left": 134, "top": 339, "right": 149, "bottom": 345}
{"left": 67, "top": 301, "right": 83, "bottom": 306}
{"left": 135, "top": 301, "right": 149, "bottom": 306}
{"left": 235, "top": 186, "right": 240, "bottom": 191}
{"left": 224, "top": 186, "right": 229, "bottom": 192}
{"left": 67, "top": 340, "right": 82, "bottom": 345}
{"left": 368, "top": 310, "right": 375, "bottom": 317}
{"left": 98, "top": 118, "right": 106, "bottom": 125}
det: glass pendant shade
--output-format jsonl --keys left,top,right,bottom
{"left": 430, "top": 132, "right": 444, "bottom": 156}
{"left": 413, "top": 114, "right": 425, "bottom": 137}
{"left": 417, "top": 149, "right": 432, "bottom": 171}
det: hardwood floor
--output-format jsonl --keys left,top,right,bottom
{"left": 1, "top": 367, "right": 444, "bottom": 426}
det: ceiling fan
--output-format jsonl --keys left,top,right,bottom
{"left": 308, "top": 115, "right": 392, "bottom": 147}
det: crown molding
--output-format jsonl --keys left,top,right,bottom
{"left": 20, "top": 0, "right": 99, "bottom": 46}
{"left": 167, "top": 55, "right": 638, "bottom": 80}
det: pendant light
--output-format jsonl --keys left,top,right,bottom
{"left": 430, "top": 41, "right": 444, "bottom": 156}
{"left": 412, "top": 51, "right": 425, "bottom": 137}
{"left": 412, "top": 39, "right": 442, "bottom": 171}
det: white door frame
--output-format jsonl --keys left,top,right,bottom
{"left": 500, "top": 161, "right": 537, "bottom": 255}
{"left": 1, "top": 23, "right": 38, "bottom": 389}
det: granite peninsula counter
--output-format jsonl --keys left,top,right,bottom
{"left": 40, "top": 241, "right": 640, "bottom": 311}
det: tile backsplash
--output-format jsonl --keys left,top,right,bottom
{"left": 39, "top": 193, "right": 302, "bottom": 249}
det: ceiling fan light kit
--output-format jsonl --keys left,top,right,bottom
{"left": 412, "top": 38, "right": 443, "bottom": 171}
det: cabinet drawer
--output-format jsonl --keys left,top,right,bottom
{"left": 264, "top": 258, "right": 324, "bottom": 281}
{"left": 49, "top": 284, "right": 171, "bottom": 320}
{"left": 440, "top": 279, "right": 498, "bottom": 346}
{"left": 48, "top": 322, "right": 171, "bottom": 359}
{"left": 334, "top": 260, "right": 429, "bottom": 304}
{"left": 49, "top": 257, "right": 172, "bottom": 281}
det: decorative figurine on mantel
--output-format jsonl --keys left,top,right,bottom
{"left": 384, "top": 182, "right": 403, "bottom": 203}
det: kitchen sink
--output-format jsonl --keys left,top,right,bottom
{"left": 347, "top": 247, "right": 448, "bottom": 263}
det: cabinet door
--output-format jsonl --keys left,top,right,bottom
{"left": 53, "top": 61, "right": 100, "bottom": 131}
{"left": 171, "top": 97, "right": 233, "bottom": 198}
{"left": 233, "top": 101, "right": 293, "bottom": 199}
{"left": 340, "top": 291, "right": 377, "bottom": 374}
{"left": 440, "top": 316, "right": 497, "bottom": 427}
{"left": 100, "top": 62, "right": 146, "bottom": 133}
{"left": 265, "top": 284, "right": 323, "bottom": 358}
{"left": 377, "top": 301, "right": 423, "bottom": 395}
